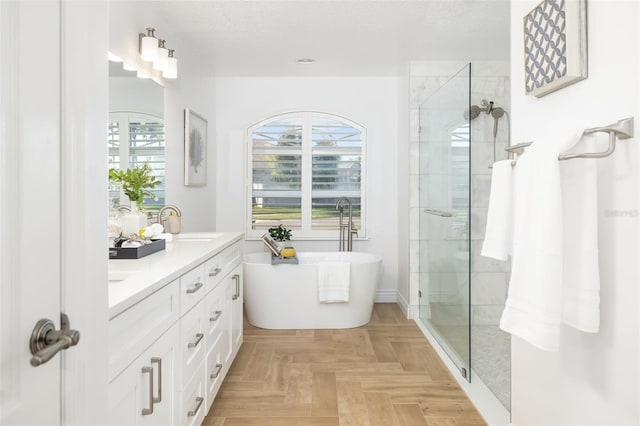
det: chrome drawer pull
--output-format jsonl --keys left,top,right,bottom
{"left": 141, "top": 366, "right": 154, "bottom": 416}
{"left": 210, "top": 310, "right": 222, "bottom": 322}
{"left": 187, "top": 396, "right": 204, "bottom": 417}
{"left": 232, "top": 274, "right": 240, "bottom": 300}
{"left": 188, "top": 333, "right": 204, "bottom": 349}
{"left": 186, "top": 282, "right": 203, "bottom": 294}
{"left": 151, "top": 357, "right": 162, "bottom": 403}
{"left": 209, "top": 267, "right": 222, "bottom": 277}
{"left": 210, "top": 363, "right": 223, "bottom": 379}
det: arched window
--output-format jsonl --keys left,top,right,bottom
{"left": 247, "top": 111, "right": 366, "bottom": 239}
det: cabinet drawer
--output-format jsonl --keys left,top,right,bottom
{"left": 204, "top": 253, "right": 223, "bottom": 293}
{"left": 180, "top": 264, "right": 206, "bottom": 315}
{"left": 204, "top": 241, "right": 242, "bottom": 295}
{"left": 180, "top": 299, "right": 206, "bottom": 388}
{"left": 204, "top": 281, "right": 226, "bottom": 353}
{"left": 180, "top": 361, "right": 206, "bottom": 426}
{"left": 221, "top": 241, "right": 242, "bottom": 272}
{"left": 109, "top": 280, "right": 179, "bottom": 382}
{"left": 205, "top": 339, "right": 228, "bottom": 412}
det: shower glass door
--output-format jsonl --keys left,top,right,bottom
{"left": 418, "top": 63, "right": 471, "bottom": 380}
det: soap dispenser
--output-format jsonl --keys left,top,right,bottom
{"left": 158, "top": 205, "right": 182, "bottom": 234}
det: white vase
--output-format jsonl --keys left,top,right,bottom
{"left": 121, "top": 204, "right": 147, "bottom": 236}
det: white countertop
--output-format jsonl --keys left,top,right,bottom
{"left": 108, "top": 232, "right": 243, "bottom": 319}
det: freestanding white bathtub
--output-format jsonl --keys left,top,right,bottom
{"left": 243, "top": 252, "right": 382, "bottom": 329}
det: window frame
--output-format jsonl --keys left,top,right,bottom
{"left": 246, "top": 111, "right": 367, "bottom": 240}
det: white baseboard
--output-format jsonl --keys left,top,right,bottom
{"left": 374, "top": 290, "right": 397, "bottom": 303}
{"left": 396, "top": 292, "right": 410, "bottom": 317}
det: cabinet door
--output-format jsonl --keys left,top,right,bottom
{"left": 108, "top": 322, "right": 179, "bottom": 426}
{"left": 224, "top": 265, "right": 243, "bottom": 364}
{"left": 229, "top": 265, "right": 243, "bottom": 358}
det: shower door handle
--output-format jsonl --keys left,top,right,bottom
{"left": 424, "top": 209, "right": 453, "bottom": 218}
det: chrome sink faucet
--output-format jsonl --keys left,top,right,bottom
{"left": 158, "top": 205, "right": 182, "bottom": 234}
{"left": 335, "top": 197, "right": 356, "bottom": 251}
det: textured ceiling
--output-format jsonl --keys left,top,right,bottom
{"left": 148, "top": 0, "right": 510, "bottom": 76}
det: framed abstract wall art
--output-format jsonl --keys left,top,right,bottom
{"left": 184, "top": 108, "right": 207, "bottom": 186}
{"left": 523, "top": 0, "right": 588, "bottom": 97}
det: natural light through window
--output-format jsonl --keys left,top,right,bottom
{"left": 248, "top": 112, "right": 366, "bottom": 239}
{"left": 109, "top": 112, "right": 165, "bottom": 211}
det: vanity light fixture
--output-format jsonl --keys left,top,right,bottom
{"left": 153, "top": 40, "right": 169, "bottom": 71}
{"left": 296, "top": 58, "right": 316, "bottom": 64}
{"left": 136, "top": 70, "right": 150, "bottom": 79}
{"left": 163, "top": 49, "right": 178, "bottom": 79}
{"left": 138, "top": 27, "right": 178, "bottom": 79}
{"left": 139, "top": 27, "right": 158, "bottom": 62}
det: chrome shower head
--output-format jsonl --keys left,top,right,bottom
{"left": 491, "top": 107, "right": 505, "bottom": 119}
{"left": 464, "top": 104, "right": 483, "bottom": 121}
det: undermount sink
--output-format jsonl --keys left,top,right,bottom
{"left": 174, "top": 233, "right": 222, "bottom": 242}
{"left": 108, "top": 270, "right": 139, "bottom": 283}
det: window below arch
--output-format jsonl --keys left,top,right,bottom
{"left": 247, "top": 111, "right": 366, "bottom": 240}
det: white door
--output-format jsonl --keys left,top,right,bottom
{"left": 0, "top": 2, "right": 63, "bottom": 424}
{"left": 1, "top": 1, "right": 109, "bottom": 425}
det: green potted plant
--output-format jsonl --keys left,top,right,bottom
{"left": 109, "top": 164, "right": 161, "bottom": 211}
{"left": 268, "top": 224, "right": 292, "bottom": 250}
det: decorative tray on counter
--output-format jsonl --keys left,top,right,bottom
{"left": 109, "top": 239, "right": 166, "bottom": 260}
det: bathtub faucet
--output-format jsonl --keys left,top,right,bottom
{"left": 335, "top": 197, "right": 356, "bottom": 251}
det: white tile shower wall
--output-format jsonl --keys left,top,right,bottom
{"left": 409, "top": 61, "right": 510, "bottom": 324}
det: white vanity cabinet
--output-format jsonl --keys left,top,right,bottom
{"left": 108, "top": 233, "right": 243, "bottom": 426}
{"left": 178, "top": 241, "right": 242, "bottom": 421}
{"left": 107, "top": 281, "right": 180, "bottom": 426}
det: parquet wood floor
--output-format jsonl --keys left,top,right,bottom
{"left": 204, "top": 304, "right": 486, "bottom": 426}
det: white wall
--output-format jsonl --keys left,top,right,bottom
{"left": 396, "top": 66, "right": 411, "bottom": 312}
{"left": 510, "top": 1, "right": 639, "bottom": 424}
{"left": 109, "top": 2, "right": 216, "bottom": 231}
{"left": 215, "top": 77, "right": 400, "bottom": 297}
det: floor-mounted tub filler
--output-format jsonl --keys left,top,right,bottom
{"left": 243, "top": 251, "right": 382, "bottom": 329}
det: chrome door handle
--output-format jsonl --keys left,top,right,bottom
{"left": 141, "top": 366, "right": 154, "bottom": 416}
{"left": 210, "top": 363, "right": 223, "bottom": 379}
{"left": 208, "top": 267, "right": 222, "bottom": 277}
{"left": 187, "top": 396, "right": 204, "bottom": 417}
{"left": 186, "top": 282, "right": 204, "bottom": 294}
{"left": 151, "top": 357, "right": 162, "bottom": 403}
{"left": 210, "top": 310, "right": 222, "bottom": 322}
{"left": 188, "top": 333, "right": 204, "bottom": 349}
{"left": 232, "top": 274, "right": 240, "bottom": 300}
{"left": 30, "top": 313, "right": 80, "bottom": 367}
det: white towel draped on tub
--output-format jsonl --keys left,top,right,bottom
{"left": 317, "top": 261, "right": 350, "bottom": 303}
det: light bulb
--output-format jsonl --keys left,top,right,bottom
{"left": 140, "top": 28, "right": 158, "bottom": 62}
{"left": 163, "top": 50, "right": 177, "bottom": 79}
{"left": 136, "top": 70, "right": 150, "bottom": 79}
{"left": 153, "top": 40, "right": 168, "bottom": 71}
{"left": 122, "top": 62, "right": 136, "bottom": 71}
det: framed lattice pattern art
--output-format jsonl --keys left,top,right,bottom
{"left": 523, "top": 0, "right": 588, "bottom": 97}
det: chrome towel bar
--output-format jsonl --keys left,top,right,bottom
{"left": 505, "top": 117, "right": 634, "bottom": 164}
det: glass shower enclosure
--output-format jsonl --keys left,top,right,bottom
{"left": 418, "top": 63, "right": 472, "bottom": 379}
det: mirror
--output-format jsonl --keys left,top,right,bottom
{"left": 108, "top": 60, "right": 165, "bottom": 211}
